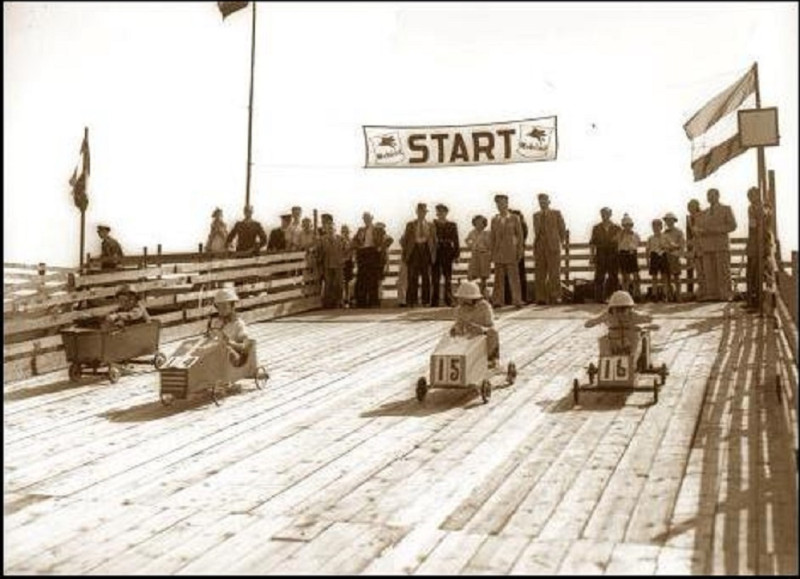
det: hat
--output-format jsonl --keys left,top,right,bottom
{"left": 472, "top": 214, "right": 488, "bottom": 227}
{"left": 375, "top": 222, "right": 386, "bottom": 229}
{"left": 244, "top": 205, "right": 254, "bottom": 213}
{"left": 416, "top": 202, "right": 427, "bottom": 211}
{"left": 493, "top": 193, "right": 508, "bottom": 202}
{"left": 321, "top": 213, "right": 333, "bottom": 222}
{"left": 621, "top": 213, "right": 633, "bottom": 226}
{"left": 291, "top": 205, "right": 302, "bottom": 212}
{"left": 600, "top": 206, "right": 612, "bottom": 214}
{"left": 663, "top": 212, "right": 678, "bottom": 222}
{"left": 115, "top": 284, "right": 138, "bottom": 298}
{"left": 212, "top": 207, "right": 222, "bottom": 218}
{"left": 280, "top": 213, "right": 292, "bottom": 220}
{"left": 213, "top": 287, "right": 239, "bottom": 304}
{"left": 97, "top": 224, "right": 111, "bottom": 232}
{"left": 537, "top": 192, "right": 550, "bottom": 200}
{"left": 435, "top": 203, "right": 449, "bottom": 212}
{"left": 455, "top": 281, "right": 483, "bottom": 300}
{"left": 608, "top": 290, "right": 635, "bottom": 308}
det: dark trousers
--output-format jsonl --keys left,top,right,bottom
{"left": 505, "top": 257, "right": 528, "bottom": 304}
{"left": 407, "top": 243, "right": 432, "bottom": 306}
{"left": 431, "top": 252, "right": 455, "bottom": 306}
{"left": 355, "top": 247, "right": 381, "bottom": 307}
{"left": 594, "top": 250, "right": 619, "bottom": 302}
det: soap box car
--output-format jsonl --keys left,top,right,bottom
{"left": 158, "top": 331, "right": 268, "bottom": 406}
{"left": 572, "top": 325, "right": 667, "bottom": 404}
{"left": 416, "top": 333, "right": 516, "bottom": 404}
{"left": 61, "top": 319, "right": 165, "bottom": 383}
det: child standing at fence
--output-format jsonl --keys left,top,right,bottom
{"left": 662, "top": 212, "right": 686, "bottom": 302}
{"left": 617, "top": 214, "right": 641, "bottom": 301}
{"left": 646, "top": 219, "right": 668, "bottom": 302}
{"left": 465, "top": 215, "right": 491, "bottom": 298}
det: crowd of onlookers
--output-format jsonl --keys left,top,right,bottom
{"left": 96, "top": 185, "right": 771, "bottom": 311}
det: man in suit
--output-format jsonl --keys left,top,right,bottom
{"left": 698, "top": 188, "right": 737, "bottom": 301}
{"left": 490, "top": 193, "right": 524, "bottom": 308}
{"left": 227, "top": 205, "right": 268, "bottom": 254}
{"left": 401, "top": 203, "right": 437, "bottom": 307}
{"left": 266, "top": 214, "right": 291, "bottom": 252}
{"left": 532, "top": 192, "right": 567, "bottom": 305}
{"left": 97, "top": 224, "right": 124, "bottom": 270}
{"left": 504, "top": 208, "right": 529, "bottom": 305}
{"left": 431, "top": 203, "right": 460, "bottom": 307}
{"left": 352, "top": 211, "right": 388, "bottom": 308}
{"left": 589, "top": 207, "right": 621, "bottom": 303}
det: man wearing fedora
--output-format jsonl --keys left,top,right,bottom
{"left": 97, "top": 224, "right": 124, "bottom": 270}
{"left": 208, "top": 287, "right": 253, "bottom": 367}
{"left": 431, "top": 203, "right": 460, "bottom": 307}
{"left": 490, "top": 193, "right": 524, "bottom": 308}
{"left": 401, "top": 202, "right": 438, "bottom": 307}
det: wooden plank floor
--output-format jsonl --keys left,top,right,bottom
{"left": 3, "top": 302, "right": 797, "bottom": 575}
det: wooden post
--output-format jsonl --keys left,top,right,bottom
{"left": 313, "top": 209, "right": 319, "bottom": 237}
{"left": 157, "top": 244, "right": 162, "bottom": 267}
{"left": 143, "top": 246, "right": 148, "bottom": 268}
{"left": 564, "top": 229, "right": 570, "bottom": 299}
{"left": 754, "top": 62, "right": 766, "bottom": 313}
{"left": 244, "top": 2, "right": 257, "bottom": 209}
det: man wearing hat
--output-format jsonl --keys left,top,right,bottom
{"left": 490, "top": 193, "right": 524, "bottom": 308}
{"left": 662, "top": 211, "right": 686, "bottom": 302}
{"left": 352, "top": 211, "right": 389, "bottom": 307}
{"left": 589, "top": 207, "right": 621, "bottom": 303}
{"left": 97, "top": 224, "right": 124, "bottom": 270}
{"left": 106, "top": 284, "right": 149, "bottom": 328}
{"left": 532, "top": 192, "right": 567, "bottom": 305}
{"left": 316, "top": 213, "right": 346, "bottom": 308}
{"left": 267, "top": 213, "right": 292, "bottom": 252}
{"left": 401, "top": 203, "right": 438, "bottom": 307}
{"left": 431, "top": 203, "right": 460, "bottom": 307}
{"left": 208, "top": 287, "right": 252, "bottom": 366}
{"left": 226, "top": 205, "right": 267, "bottom": 254}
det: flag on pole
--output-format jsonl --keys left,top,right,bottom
{"left": 218, "top": 1, "right": 249, "bottom": 19}
{"left": 683, "top": 64, "right": 758, "bottom": 181}
{"left": 69, "top": 127, "right": 90, "bottom": 212}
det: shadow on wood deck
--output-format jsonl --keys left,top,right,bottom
{"left": 3, "top": 302, "right": 797, "bottom": 574}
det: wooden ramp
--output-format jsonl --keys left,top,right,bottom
{"left": 3, "top": 303, "right": 797, "bottom": 574}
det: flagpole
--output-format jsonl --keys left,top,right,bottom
{"left": 753, "top": 62, "right": 766, "bottom": 312}
{"left": 79, "top": 126, "right": 88, "bottom": 273}
{"left": 244, "top": 2, "right": 257, "bottom": 209}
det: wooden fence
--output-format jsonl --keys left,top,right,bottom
{"left": 3, "top": 252, "right": 320, "bottom": 383}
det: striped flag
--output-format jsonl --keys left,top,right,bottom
{"left": 68, "top": 127, "right": 90, "bottom": 212}
{"left": 683, "top": 64, "right": 758, "bottom": 181}
{"left": 218, "top": 1, "right": 249, "bottom": 19}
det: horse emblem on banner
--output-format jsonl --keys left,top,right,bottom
{"left": 517, "top": 123, "right": 553, "bottom": 158}
{"left": 370, "top": 132, "right": 406, "bottom": 165}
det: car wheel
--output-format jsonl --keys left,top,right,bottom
{"left": 68, "top": 362, "right": 82, "bottom": 382}
{"left": 416, "top": 377, "right": 428, "bottom": 402}
{"left": 255, "top": 366, "right": 269, "bottom": 389}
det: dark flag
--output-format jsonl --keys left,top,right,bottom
{"left": 218, "top": 1, "right": 249, "bottom": 19}
{"left": 69, "top": 127, "right": 90, "bottom": 212}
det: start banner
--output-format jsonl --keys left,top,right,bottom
{"left": 363, "top": 116, "right": 557, "bottom": 169}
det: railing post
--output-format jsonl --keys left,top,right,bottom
{"left": 143, "top": 246, "right": 148, "bottom": 268}
{"left": 564, "top": 229, "right": 570, "bottom": 294}
{"left": 157, "top": 244, "right": 162, "bottom": 267}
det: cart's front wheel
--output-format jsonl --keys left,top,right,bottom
{"left": 507, "top": 361, "right": 517, "bottom": 385}
{"left": 108, "top": 365, "right": 122, "bottom": 384}
{"left": 480, "top": 379, "right": 492, "bottom": 404}
{"left": 255, "top": 366, "right": 269, "bottom": 389}
{"left": 416, "top": 377, "right": 428, "bottom": 402}
{"left": 573, "top": 378, "right": 580, "bottom": 405}
{"left": 160, "top": 392, "right": 174, "bottom": 407}
{"left": 153, "top": 352, "right": 167, "bottom": 369}
{"left": 68, "top": 362, "right": 82, "bottom": 383}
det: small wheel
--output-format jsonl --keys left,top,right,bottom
{"left": 68, "top": 362, "right": 82, "bottom": 382}
{"left": 480, "top": 379, "right": 492, "bottom": 404}
{"left": 416, "top": 377, "right": 428, "bottom": 402}
{"left": 153, "top": 352, "right": 167, "bottom": 369}
{"left": 160, "top": 392, "right": 174, "bottom": 407}
{"left": 108, "top": 365, "right": 122, "bottom": 384}
{"left": 255, "top": 366, "right": 269, "bottom": 390}
{"left": 507, "top": 361, "right": 517, "bottom": 385}
{"left": 573, "top": 378, "right": 580, "bottom": 405}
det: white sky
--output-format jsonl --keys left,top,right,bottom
{"left": 4, "top": 1, "right": 798, "bottom": 267}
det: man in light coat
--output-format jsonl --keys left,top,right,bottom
{"left": 698, "top": 188, "right": 737, "bottom": 301}
{"left": 532, "top": 192, "right": 567, "bottom": 305}
{"left": 490, "top": 193, "right": 524, "bottom": 308}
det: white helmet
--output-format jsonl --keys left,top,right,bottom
{"left": 608, "top": 290, "right": 635, "bottom": 308}
{"left": 213, "top": 287, "right": 239, "bottom": 304}
{"left": 455, "top": 281, "right": 482, "bottom": 300}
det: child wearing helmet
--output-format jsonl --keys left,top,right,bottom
{"left": 208, "top": 287, "right": 253, "bottom": 367}
{"left": 585, "top": 290, "right": 654, "bottom": 359}
{"left": 105, "top": 284, "right": 150, "bottom": 328}
{"left": 450, "top": 280, "right": 500, "bottom": 367}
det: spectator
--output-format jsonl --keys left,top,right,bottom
{"left": 317, "top": 213, "right": 346, "bottom": 309}
{"left": 589, "top": 207, "right": 621, "bottom": 303}
{"left": 745, "top": 186, "right": 764, "bottom": 309}
{"left": 207, "top": 287, "right": 253, "bottom": 367}
{"left": 97, "top": 224, "right": 124, "bottom": 270}
{"left": 352, "top": 212, "right": 386, "bottom": 307}
{"left": 401, "top": 203, "right": 437, "bottom": 308}
{"left": 340, "top": 224, "right": 355, "bottom": 307}
{"left": 375, "top": 222, "right": 394, "bottom": 305}
{"left": 532, "top": 192, "right": 567, "bottom": 305}
{"left": 698, "top": 188, "right": 737, "bottom": 301}
{"left": 287, "top": 206, "right": 303, "bottom": 250}
{"left": 206, "top": 207, "right": 229, "bottom": 254}
{"left": 646, "top": 218, "right": 668, "bottom": 301}
{"left": 617, "top": 214, "right": 641, "bottom": 301}
{"left": 298, "top": 217, "right": 316, "bottom": 250}
{"left": 685, "top": 198, "right": 705, "bottom": 300}
{"left": 465, "top": 215, "right": 491, "bottom": 297}
{"left": 505, "top": 208, "right": 529, "bottom": 305}
{"left": 662, "top": 212, "right": 686, "bottom": 302}
{"left": 226, "top": 205, "right": 267, "bottom": 254}
{"left": 431, "top": 204, "right": 460, "bottom": 307}
{"left": 267, "top": 214, "right": 291, "bottom": 252}
{"left": 105, "top": 284, "right": 149, "bottom": 328}
{"left": 490, "top": 193, "right": 524, "bottom": 308}
{"left": 397, "top": 228, "right": 409, "bottom": 307}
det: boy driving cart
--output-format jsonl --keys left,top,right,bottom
{"left": 584, "top": 290, "right": 657, "bottom": 368}
{"left": 105, "top": 284, "right": 150, "bottom": 328}
{"left": 207, "top": 287, "right": 253, "bottom": 367}
{"left": 450, "top": 281, "right": 500, "bottom": 368}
